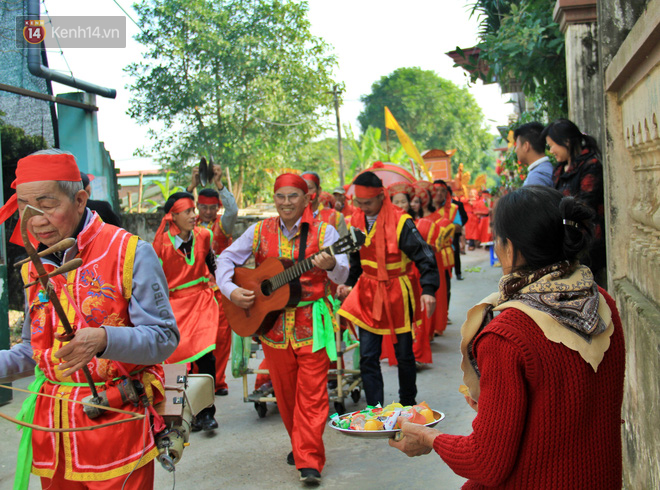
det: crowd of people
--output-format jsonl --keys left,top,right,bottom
{"left": 0, "top": 116, "right": 623, "bottom": 489}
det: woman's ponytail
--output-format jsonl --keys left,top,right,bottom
{"left": 559, "top": 196, "right": 594, "bottom": 262}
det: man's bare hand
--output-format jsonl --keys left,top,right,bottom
{"left": 230, "top": 287, "right": 255, "bottom": 309}
{"left": 311, "top": 251, "right": 336, "bottom": 271}
{"left": 54, "top": 328, "right": 108, "bottom": 378}
{"left": 336, "top": 284, "right": 352, "bottom": 301}
{"left": 388, "top": 417, "right": 437, "bottom": 457}
{"left": 420, "top": 294, "right": 436, "bottom": 318}
{"left": 190, "top": 167, "right": 201, "bottom": 189}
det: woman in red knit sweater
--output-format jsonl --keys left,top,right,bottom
{"left": 389, "top": 186, "right": 625, "bottom": 489}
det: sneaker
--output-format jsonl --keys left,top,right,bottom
{"left": 299, "top": 468, "right": 321, "bottom": 485}
{"left": 287, "top": 451, "right": 295, "bottom": 466}
{"left": 215, "top": 388, "right": 228, "bottom": 396}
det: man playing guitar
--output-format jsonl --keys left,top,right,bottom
{"left": 216, "top": 173, "right": 349, "bottom": 485}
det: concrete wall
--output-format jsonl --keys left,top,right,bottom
{"left": 598, "top": 0, "right": 660, "bottom": 487}
{"left": 565, "top": 22, "right": 602, "bottom": 138}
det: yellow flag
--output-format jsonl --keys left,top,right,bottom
{"left": 384, "top": 106, "right": 432, "bottom": 180}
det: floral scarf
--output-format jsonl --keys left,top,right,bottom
{"left": 460, "top": 261, "right": 614, "bottom": 402}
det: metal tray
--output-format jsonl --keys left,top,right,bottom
{"left": 328, "top": 410, "right": 445, "bottom": 439}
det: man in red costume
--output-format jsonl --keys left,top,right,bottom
{"left": 301, "top": 171, "right": 348, "bottom": 237}
{"left": 337, "top": 171, "right": 439, "bottom": 408}
{"left": 432, "top": 180, "right": 461, "bottom": 322}
{"left": 217, "top": 173, "right": 349, "bottom": 485}
{"left": 186, "top": 166, "right": 238, "bottom": 396}
{"left": 153, "top": 192, "right": 220, "bottom": 431}
{"left": 0, "top": 149, "right": 179, "bottom": 489}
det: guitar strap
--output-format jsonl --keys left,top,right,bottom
{"left": 298, "top": 222, "right": 309, "bottom": 263}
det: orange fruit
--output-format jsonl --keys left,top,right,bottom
{"left": 420, "top": 408, "right": 435, "bottom": 424}
{"left": 364, "top": 419, "right": 384, "bottom": 431}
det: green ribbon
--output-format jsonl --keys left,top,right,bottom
{"left": 300, "top": 296, "right": 338, "bottom": 361}
{"left": 342, "top": 328, "right": 361, "bottom": 369}
{"left": 14, "top": 366, "right": 46, "bottom": 490}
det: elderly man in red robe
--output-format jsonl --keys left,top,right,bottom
{"left": 0, "top": 149, "right": 179, "bottom": 489}
{"left": 216, "top": 173, "right": 349, "bottom": 485}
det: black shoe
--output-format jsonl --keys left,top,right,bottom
{"left": 456, "top": 274, "right": 464, "bottom": 280}
{"left": 190, "top": 417, "right": 202, "bottom": 432}
{"left": 215, "top": 388, "right": 228, "bottom": 396}
{"left": 201, "top": 415, "right": 218, "bottom": 431}
{"left": 287, "top": 451, "right": 295, "bottom": 466}
{"left": 299, "top": 468, "right": 321, "bottom": 485}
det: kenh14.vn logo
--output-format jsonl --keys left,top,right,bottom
{"left": 23, "top": 19, "right": 45, "bottom": 44}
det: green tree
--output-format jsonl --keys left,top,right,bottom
{"left": 459, "top": 0, "right": 567, "bottom": 119}
{"left": 127, "top": 0, "right": 337, "bottom": 205}
{"left": 358, "top": 67, "right": 494, "bottom": 176}
{"left": 1, "top": 116, "right": 48, "bottom": 310}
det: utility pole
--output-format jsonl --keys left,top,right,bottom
{"left": 332, "top": 85, "right": 345, "bottom": 186}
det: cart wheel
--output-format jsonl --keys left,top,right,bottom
{"left": 351, "top": 389, "right": 361, "bottom": 403}
{"left": 255, "top": 402, "right": 268, "bottom": 418}
{"left": 334, "top": 401, "right": 346, "bottom": 415}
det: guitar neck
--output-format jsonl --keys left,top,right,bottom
{"left": 269, "top": 246, "right": 333, "bottom": 292}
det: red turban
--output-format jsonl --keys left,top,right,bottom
{"left": 0, "top": 152, "right": 81, "bottom": 247}
{"left": 387, "top": 182, "right": 414, "bottom": 197}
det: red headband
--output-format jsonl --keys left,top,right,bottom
{"left": 301, "top": 172, "right": 320, "bottom": 188}
{"left": 170, "top": 198, "right": 195, "bottom": 214}
{"left": 354, "top": 185, "right": 383, "bottom": 199}
{"left": 198, "top": 195, "right": 220, "bottom": 205}
{"left": 274, "top": 173, "right": 308, "bottom": 194}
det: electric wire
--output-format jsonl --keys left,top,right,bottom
{"left": 40, "top": 0, "right": 76, "bottom": 85}
{"left": 121, "top": 407, "right": 149, "bottom": 490}
{"left": 111, "top": 0, "right": 145, "bottom": 33}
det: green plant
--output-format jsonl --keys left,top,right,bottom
{"left": 458, "top": 0, "right": 567, "bottom": 120}
{"left": 144, "top": 170, "right": 183, "bottom": 211}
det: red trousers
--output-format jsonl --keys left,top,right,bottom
{"left": 213, "top": 305, "right": 232, "bottom": 391}
{"left": 40, "top": 457, "right": 154, "bottom": 489}
{"left": 262, "top": 343, "right": 330, "bottom": 472}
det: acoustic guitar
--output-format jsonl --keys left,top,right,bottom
{"left": 222, "top": 227, "right": 366, "bottom": 337}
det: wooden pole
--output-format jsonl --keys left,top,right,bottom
{"left": 333, "top": 85, "right": 345, "bottom": 187}
{"left": 137, "top": 172, "right": 143, "bottom": 213}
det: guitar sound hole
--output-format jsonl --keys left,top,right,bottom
{"left": 261, "top": 280, "right": 273, "bottom": 296}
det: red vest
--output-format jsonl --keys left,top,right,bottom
{"left": 339, "top": 211, "right": 421, "bottom": 335}
{"left": 198, "top": 215, "right": 232, "bottom": 255}
{"left": 252, "top": 217, "right": 334, "bottom": 349}
{"left": 156, "top": 227, "right": 219, "bottom": 363}
{"left": 21, "top": 213, "right": 164, "bottom": 480}
{"left": 317, "top": 206, "right": 341, "bottom": 230}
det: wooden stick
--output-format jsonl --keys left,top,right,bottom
{"left": 14, "top": 238, "right": 76, "bottom": 267}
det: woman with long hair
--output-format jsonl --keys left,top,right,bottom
{"left": 542, "top": 118, "right": 606, "bottom": 287}
{"left": 389, "top": 186, "right": 624, "bottom": 489}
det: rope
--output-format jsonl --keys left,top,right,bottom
{"left": 0, "top": 384, "right": 146, "bottom": 432}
